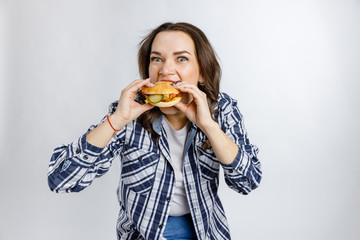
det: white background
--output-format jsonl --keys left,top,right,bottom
{"left": 1, "top": 0, "right": 359, "bottom": 239}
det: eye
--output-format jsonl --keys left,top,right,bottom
{"left": 177, "top": 56, "right": 188, "bottom": 62}
{"left": 151, "top": 57, "right": 162, "bottom": 62}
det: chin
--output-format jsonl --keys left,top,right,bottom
{"left": 159, "top": 106, "right": 180, "bottom": 115}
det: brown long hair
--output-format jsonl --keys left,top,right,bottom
{"left": 137, "top": 22, "right": 221, "bottom": 144}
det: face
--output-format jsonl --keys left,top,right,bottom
{"left": 149, "top": 31, "right": 203, "bottom": 115}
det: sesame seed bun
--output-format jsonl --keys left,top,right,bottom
{"left": 141, "top": 81, "right": 182, "bottom": 107}
{"left": 141, "top": 81, "right": 180, "bottom": 95}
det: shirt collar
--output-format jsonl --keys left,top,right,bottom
{"left": 152, "top": 115, "right": 163, "bottom": 135}
{"left": 151, "top": 115, "right": 198, "bottom": 135}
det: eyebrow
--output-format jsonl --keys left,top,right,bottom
{"left": 174, "top": 50, "right": 191, "bottom": 55}
{"left": 150, "top": 50, "right": 192, "bottom": 55}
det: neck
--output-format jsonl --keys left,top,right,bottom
{"left": 165, "top": 113, "right": 188, "bottom": 131}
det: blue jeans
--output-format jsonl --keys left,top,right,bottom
{"left": 162, "top": 214, "right": 197, "bottom": 240}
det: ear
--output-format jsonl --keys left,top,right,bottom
{"left": 198, "top": 76, "right": 205, "bottom": 85}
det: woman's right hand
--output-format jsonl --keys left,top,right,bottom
{"left": 110, "top": 78, "right": 155, "bottom": 129}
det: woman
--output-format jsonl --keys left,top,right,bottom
{"left": 48, "top": 22, "right": 262, "bottom": 240}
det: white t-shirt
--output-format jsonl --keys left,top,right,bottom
{"left": 162, "top": 117, "right": 191, "bottom": 216}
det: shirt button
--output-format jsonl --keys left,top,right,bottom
{"left": 83, "top": 155, "right": 88, "bottom": 160}
{"left": 229, "top": 169, "right": 233, "bottom": 173}
{"left": 166, "top": 197, "right": 171, "bottom": 202}
{"left": 239, "top": 166, "right": 243, "bottom": 171}
{"left": 158, "top": 224, "right": 163, "bottom": 229}
{"left": 54, "top": 168, "right": 59, "bottom": 173}
{"left": 75, "top": 148, "right": 80, "bottom": 154}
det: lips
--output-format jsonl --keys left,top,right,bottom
{"left": 160, "top": 79, "right": 180, "bottom": 83}
{"left": 160, "top": 80, "right": 181, "bottom": 87}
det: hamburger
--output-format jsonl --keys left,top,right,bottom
{"left": 141, "top": 81, "right": 182, "bottom": 107}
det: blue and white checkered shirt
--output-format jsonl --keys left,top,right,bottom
{"left": 48, "top": 92, "right": 262, "bottom": 240}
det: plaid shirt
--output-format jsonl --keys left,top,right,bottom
{"left": 48, "top": 92, "right": 262, "bottom": 240}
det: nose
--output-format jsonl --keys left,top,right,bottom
{"left": 159, "top": 60, "right": 175, "bottom": 75}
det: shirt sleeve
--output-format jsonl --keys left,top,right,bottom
{"left": 47, "top": 102, "right": 125, "bottom": 193}
{"left": 217, "top": 93, "right": 262, "bottom": 195}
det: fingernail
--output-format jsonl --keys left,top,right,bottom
{"left": 171, "top": 81, "right": 181, "bottom": 86}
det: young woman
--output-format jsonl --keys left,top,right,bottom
{"left": 48, "top": 22, "right": 262, "bottom": 240}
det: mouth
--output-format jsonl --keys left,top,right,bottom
{"left": 160, "top": 79, "right": 180, "bottom": 83}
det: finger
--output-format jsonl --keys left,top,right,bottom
{"left": 136, "top": 101, "right": 155, "bottom": 112}
{"left": 175, "top": 82, "right": 204, "bottom": 95}
{"left": 174, "top": 81, "right": 197, "bottom": 87}
{"left": 144, "top": 78, "right": 156, "bottom": 87}
{"left": 123, "top": 78, "right": 153, "bottom": 97}
{"left": 177, "top": 85, "right": 206, "bottom": 104}
{"left": 127, "top": 78, "right": 151, "bottom": 89}
{"left": 134, "top": 78, "right": 156, "bottom": 93}
{"left": 174, "top": 101, "right": 188, "bottom": 113}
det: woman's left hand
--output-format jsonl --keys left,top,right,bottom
{"left": 174, "top": 82, "right": 215, "bottom": 131}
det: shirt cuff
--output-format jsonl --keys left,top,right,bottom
{"left": 67, "top": 133, "right": 104, "bottom": 165}
{"left": 221, "top": 147, "right": 247, "bottom": 176}
{"left": 221, "top": 148, "right": 253, "bottom": 189}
